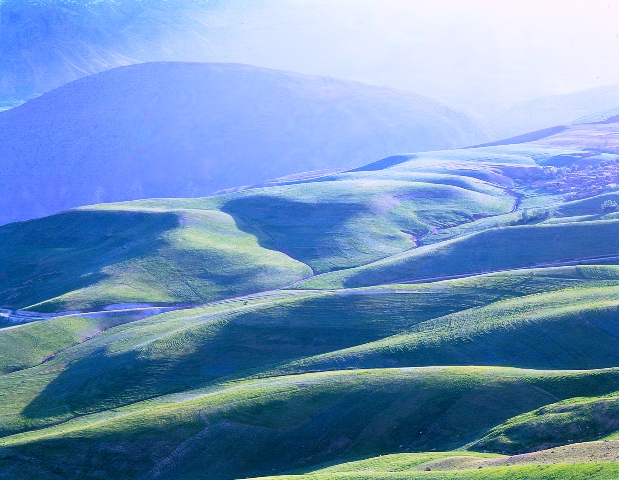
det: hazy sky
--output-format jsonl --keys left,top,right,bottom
{"left": 198, "top": 0, "right": 619, "bottom": 110}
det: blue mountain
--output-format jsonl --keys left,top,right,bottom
{"left": 0, "top": 62, "right": 488, "bottom": 225}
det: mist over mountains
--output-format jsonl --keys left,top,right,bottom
{"left": 0, "top": 0, "right": 219, "bottom": 107}
{"left": 0, "top": 61, "right": 489, "bottom": 225}
{"left": 3, "top": 0, "right": 619, "bottom": 140}
{"left": 490, "top": 83, "right": 619, "bottom": 139}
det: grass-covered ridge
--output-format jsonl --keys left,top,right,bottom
{"left": 252, "top": 441, "right": 619, "bottom": 479}
{"left": 272, "top": 281, "right": 619, "bottom": 373}
{"left": 295, "top": 219, "right": 619, "bottom": 289}
{"left": 0, "top": 268, "right": 612, "bottom": 440}
{"left": 2, "top": 367, "right": 619, "bottom": 479}
{"left": 0, "top": 209, "right": 311, "bottom": 312}
{"left": 2, "top": 128, "right": 619, "bottom": 479}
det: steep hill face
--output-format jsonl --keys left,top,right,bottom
{"left": 0, "top": 61, "right": 488, "bottom": 225}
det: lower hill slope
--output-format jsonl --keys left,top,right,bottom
{"left": 0, "top": 270, "right": 618, "bottom": 478}
{"left": 3, "top": 124, "right": 619, "bottom": 479}
{"left": 1, "top": 367, "right": 619, "bottom": 480}
{"left": 253, "top": 441, "right": 619, "bottom": 479}
{"left": 470, "top": 392, "right": 619, "bottom": 454}
{"left": 0, "top": 269, "right": 595, "bottom": 437}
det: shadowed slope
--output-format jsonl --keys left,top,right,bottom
{"left": 0, "top": 209, "right": 310, "bottom": 312}
{"left": 273, "top": 281, "right": 619, "bottom": 374}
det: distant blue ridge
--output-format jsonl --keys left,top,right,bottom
{"left": 466, "top": 125, "right": 569, "bottom": 148}
{"left": 347, "top": 154, "right": 416, "bottom": 172}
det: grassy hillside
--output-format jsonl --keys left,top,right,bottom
{"left": 0, "top": 307, "right": 172, "bottom": 375}
{"left": 254, "top": 443, "right": 619, "bottom": 479}
{"left": 296, "top": 219, "right": 619, "bottom": 289}
{"left": 272, "top": 281, "right": 619, "bottom": 374}
{"left": 2, "top": 367, "right": 619, "bottom": 479}
{"left": 0, "top": 170, "right": 514, "bottom": 311}
{"left": 0, "top": 270, "right": 618, "bottom": 478}
{"left": 3, "top": 124, "right": 619, "bottom": 479}
{"left": 93, "top": 174, "right": 513, "bottom": 274}
{"left": 470, "top": 393, "right": 619, "bottom": 454}
{"left": 0, "top": 270, "right": 590, "bottom": 437}
{"left": 0, "top": 209, "right": 311, "bottom": 312}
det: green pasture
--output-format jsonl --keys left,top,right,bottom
{"left": 1, "top": 367, "right": 619, "bottom": 479}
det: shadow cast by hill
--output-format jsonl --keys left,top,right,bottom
{"left": 0, "top": 210, "right": 180, "bottom": 311}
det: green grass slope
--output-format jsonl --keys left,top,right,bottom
{"left": 0, "top": 209, "right": 311, "bottom": 312}
{"left": 1, "top": 367, "right": 619, "bottom": 480}
{"left": 3, "top": 139, "right": 619, "bottom": 479}
{"left": 0, "top": 307, "right": 171, "bottom": 375}
{"left": 253, "top": 440, "right": 619, "bottom": 479}
{"left": 470, "top": 393, "right": 619, "bottom": 454}
{"left": 99, "top": 175, "right": 513, "bottom": 274}
{"left": 0, "top": 269, "right": 604, "bottom": 438}
{"left": 296, "top": 220, "right": 619, "bottom": 289}
{"left": 0, "top": 168, "right": 515, "bottom": 312}
{"left": 272, "top": 281, "right": 619, "bottom": 374}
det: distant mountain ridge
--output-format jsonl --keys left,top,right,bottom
{"left": 0, "top": 61, "right": 489, "bottom": 225}
{"left": 489, "top": 83, "right": 619, "bottom": 139}
{"left": 0, "top": 0, "right": 216, "bottom": 104}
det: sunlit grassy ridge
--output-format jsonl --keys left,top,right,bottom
{"left": 1, "top": 367, "right": 619, "bottom": 479}
{"left": 296, "top": 219, "right": 619, "bottom": 289}
{"left": 271, "top": 281, "right": 619, "bottom": 374}
{"left": 4, "top": 145, "right": 602, "bottom": 313}
{"left": 0, "top": 209, "right": 311, "bottom": 312}
{"left": 0, "top": 168, "right": 517, "bottom": 313}
{"left": 2, "top": 137, "right": 619, "bottom": 479}
{"left": 92, "top": 175, "right": 513, "bottom": 274}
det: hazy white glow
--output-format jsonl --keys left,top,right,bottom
{"left": 195, "top": 0, "right": 619, "bottom": 110}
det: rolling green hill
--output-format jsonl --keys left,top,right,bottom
{"left": 253, "top": 441, "right": 619, "bottom": 479}
{"left": 0, "top": 307, "right": 173, "bottom": 375}
{"left": 0, "top": 271, "right": 594, "bottom": 438}
{"left": 272, "top": 280, "right": 619, "bottom": 374}
{"left": 0, "top": 171, "right": 514, "bottom": 312}
{"left": 295, "top": 219, "right": 619, "bottom": 289}
{"left": 470, "top": 393, "right": 619, "bottom": 454}
{"left": 0, "top": 209, "right": 311, "bottom": 312}
{"left": 2, "top": 367, "right": 619, "bottom": 479}
{"left": 3, "top": 124, "right": 619, "bottom": 478}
